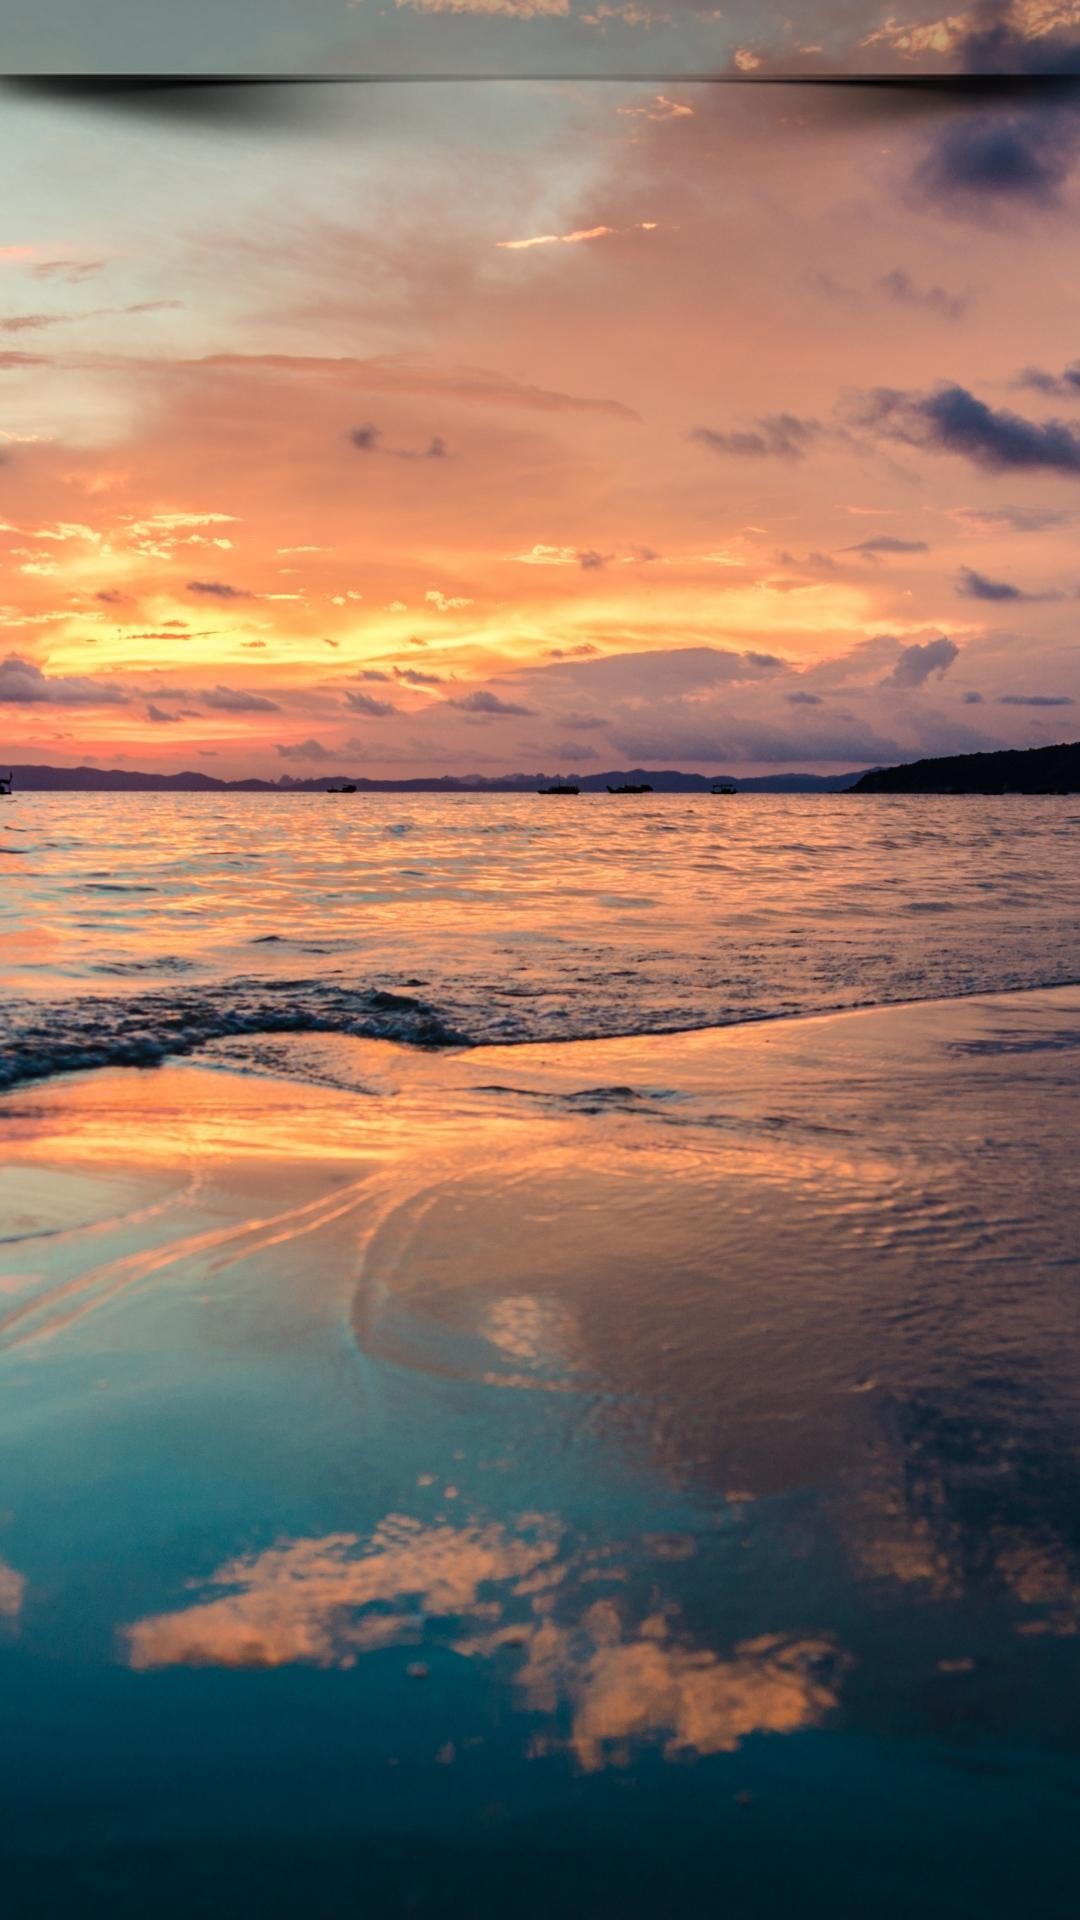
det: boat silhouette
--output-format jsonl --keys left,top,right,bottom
{"left": 607, "top": 783, "right": 653, "bottom": 794}
{"left": 0, "top": 772, "right": 12, "bottom": 797}
{"left": 328, "top": 783, "right": 357, "bottom": 794}
{"left": 539, "top": 783, "right": 579, "bottom": 795}
{"left": 711, "top": 782, "right": 737, "bottom": 795}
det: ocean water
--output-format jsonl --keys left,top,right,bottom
{"left": 2, "top": 790, "right": 1079, "bottom": 1086}
{"left": 2, "top": 795, "right": 1080, "bottom": 1916}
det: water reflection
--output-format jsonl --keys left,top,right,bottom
{"left": 122, "top": 1514, "right": 848, "bottom": 1770}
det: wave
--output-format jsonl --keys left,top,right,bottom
{"left": 0, "top": 979, "right": 469, "bottom": 1092}
{"left": 3, "top": 965, "right": 1080, "bottom": 1096}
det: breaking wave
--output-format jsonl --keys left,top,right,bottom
{"left": 0, "top": 979, "right": 469, "bottom": 1092}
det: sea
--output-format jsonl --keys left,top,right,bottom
{"left": 2, "top": 790, "right": 1079, "bottom": 1086}
{"left": 2, "top": 790, "right": 1080, "bottom": 1917}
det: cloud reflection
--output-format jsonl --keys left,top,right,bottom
{"left": 123, "top": 1511, "right": 847, "bottom": 1769}
{"left": 124, "top": 1516, "right": 558, "bottom": 1671}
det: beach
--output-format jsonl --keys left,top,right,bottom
{"left": 2, "top": 983, "right": 1079, "bottom": 1915}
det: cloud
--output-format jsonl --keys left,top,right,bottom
{"left": 198, "top": 352, "right": 638, "bottom": 423}
{"left": 396, "top": 0, "right": 568, "bottom": 14}
{"left": 30, "top": 256, "right": 107, "bottom": 282}
{"left": 947, "top": 503, "right": 1073, "bottom": 533}
{"left": 425, "top": 589, "right": 472, "bottom": 611}
{"left": 577, "top": 550, "right": 610, "bottom": 570}
{"left": 449, "top": 690, "right": 535, "bottom": 716}
{"left": 998, "top": 692, "right": 1074, "bottom": 705}
{"left": 496, "top": 221, "right": 658, "bottom": 251}
{"left": 186, "top": 579, "right": 253, "bottom": 599}
{"left": 854, "top": 384, "right": 1080, "bottom": 476}
{"left": 546, "top": 644, "right": 599, "bottom": 659}
{"left": 358, "top": 669, "right": 392, "bottom": 682}
{"left": 276, "top": 738, "right": 332, "bottom": 759}
{"left": 787, "top": 691, "right": 823, "bottom": 706}
{"left": 549, "top": 742, "right": 598, "bottom": 761}
{"left": 351, "top": 424, "right": 450, "bottom": 462}
{"left": 844, "top": 536, "right": 930, "bottom": 556}
{"left": 953, "top": 560, "right": 1053, "bottom": 599}
{"left": 691, "top": 415, "right": 821, "bottom": 461}
{"left": 343, "top": 690, "right": 398, "bottom": 717}
{"left": 883, "top": 636, "right": 960, "bottom": 689}
{"left": 1017, "top": 361, "right": 1080, "bottom": 397}
{"left": 962, "top": 690, "right": 985, "bottom": 704}
{"left": 202, "top": 686, "right": 281, "bottom": 713}
{"left": 146, "top": 702, "right": 181, "bottom": 724}
{"left": 879, "top": 269, "right": 969, "bottom": 322}
{"left": 0, "top": 654, "right": 127, "bottom": 705}
{"left": 394, "top": 665, "right": 444, "bottom": 686}
{"left": 0, "top": 349, "right": 50, "bottom": 370}
{"left": 911, "top": 106, "right": 1080, "bottom": 212}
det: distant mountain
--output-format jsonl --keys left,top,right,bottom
{"left": 0, "top": 762, "right": 871, "bottom": 794}
{"left": 853, "top": 741, "right": 1080, "bottom": 795}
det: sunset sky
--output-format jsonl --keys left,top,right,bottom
{"left": 3, "top": 8, "right": 1080, "bottom": 777}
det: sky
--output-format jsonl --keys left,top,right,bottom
{"left": 3, "top": 6, "right": 1080, "bottom": 777}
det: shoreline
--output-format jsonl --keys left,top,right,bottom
{"left": 1, "top": 979, "right": 1078, "bottom": 1910}
{"left": 4, "top": 972, "right": 1080, "bottom": 1101}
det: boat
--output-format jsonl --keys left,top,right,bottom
{"left": 539, "top": 784, "right": 579, "bottom": 795}
{"left": 606, "top": 783, "right": 653, "bottom": 795}
{"left": 711, "top": 782, "right": 737, "bottom": 795}
{"left": 0, "top": 772, "right": 11, "bottom": 797}
{"left": 328, "top": 783, "right": 357, "bottom": 794}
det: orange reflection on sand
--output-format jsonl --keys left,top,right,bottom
{"left": 123, "top": 1516, "right": 559, "bottom": 1670}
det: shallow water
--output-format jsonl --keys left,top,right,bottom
{"left": 0, "top": 991, "right": 1079, "bottom": 1916}
{"left": 2, "top": 791, "right": 1079, "bottom": 1086}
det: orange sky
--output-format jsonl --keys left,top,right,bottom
{"left": 2, "top": 73, "right": 1080, "bottom": 776}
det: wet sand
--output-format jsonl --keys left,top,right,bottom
{"left": 1, "top": 987, "right": 1079, "bottom": 1916}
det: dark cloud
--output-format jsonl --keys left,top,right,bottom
{"left": 879, "top": 269, "right": 968, "bottom": 322}
{"left": 845, "top": 536, "right": 929, "bottom": 556}
{"left": 549, "top": 743, "right": 598, "bottom": 763}
{"left": 998, "top": 693, "right": 1074, "bottom": 706}
{"left": 883, "top": 636, "right": 959, "bottom": 690}
{"left": 1017, "top": 361, "right": 1080, "bottom": 398}
{"left": 202, "top": 685, "right": 280, "bottom": 712}
{"left": 276, "top": 738, "right": 332, "bottom": 760}
{"left": 448, "top": 690, "right": 534, "bottom": 717}
{"left": 393, "top": 665, "right": 443, "bottom": 686}
{"left": 343, "top": 690, "right": 397, "bottom": 717}
{"left": 0, "top": 654, "right": 127, "bottom": 705}
{"left": 577, "top": 550, "right": 610, "bottom": 571}
{"left": 146, "top": 702, "right": 181, "bottom": 724}
{"left": 691, "top": 415, "right": 821, "bottom": 461}
{"left": 956, "top": 565, "right": 1061, "bottom": 603}
{"left": 962, "top": 690, "right": 985, "bottom": 704}
{"left": 95, "top": 588, "right": 128, "bottom": 605}
{"left": 558, "top": 713, "right": 607, "bottom": 731}
{"left": 0, "top": 349, "right": 51, "bottom": 369}
{"left": 787, "top": 691, "right": 823, "bottom": 706}
{"left": 948, "top": 503, "right": 1073, "bottom": 533}
{"left": 545, "top": 643, "right": 599, "bottom": 659}
{"left": 911, "top": 106, "right": 1080, "bottom": 212}
{"left": 350, "top": 423, "right": 448, "bottom": 461}
{"left": 358, "top": 668, "right": 391, "bottom": 682}
{"left": 854, "top": 383, "right": 1080, "bottom": 476}
{"left": 186, "top": 579, "right": 254, "bottom": 598}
